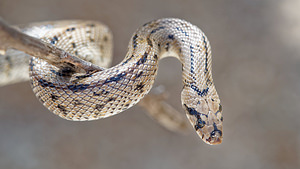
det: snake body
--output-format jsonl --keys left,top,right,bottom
{"left": 0, "top": 18, "right": 223, "bottom": 145}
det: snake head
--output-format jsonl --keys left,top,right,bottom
{"left": 183, "top": 98, "right": 223, "bottom": 145}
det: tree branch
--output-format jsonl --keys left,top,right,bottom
{"left": 0, "top": 17, "right": 103, "bottom": 73}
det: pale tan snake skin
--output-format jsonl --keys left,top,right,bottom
{"left": 0, "top": 18, "right": 223, "bottom": 145}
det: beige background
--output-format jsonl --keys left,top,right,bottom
{"left": 0, "top": 0, "right": 300, "bottom": 169}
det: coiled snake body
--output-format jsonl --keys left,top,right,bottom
{"left": 0, "top": 18, "right": 223, "bottom": 145}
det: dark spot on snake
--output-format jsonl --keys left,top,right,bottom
{"left": 95, "top": 104, "right": 104, "bottom": 111}
{"left": 103, "top": 36, "right": 108, "bottom": 42}
{"left": 57, "top": 104, "right": 67, "bottom": 112}
{"left": 59, "top": 66, "right": 76, "bottom": 77}
{"left": 75, "top": 73, "right": 93, "bottom": 79}
{"left": 90, "top": 37, "right": 95, "bottom": 42}
{"left": 122, "top": 56, "right": 132, "bottom": 65}
{"left": 107, "top": 97, "right": 115, "bottom": 102}
{"left": 103, "top": 72, "right": 126, "bottom": 84}
{"left": 168, "top": 34, "right": 174, "bottom": 40}
{"left": 165, "top": 43, "right": 170, "bottom": 51}
{"left": 37, "top": 78, "right": 55, "bottom": 88}
{"left": 203, "top": 35, "right": 209, "bottom": 74}
{"left": 136, "top": 52, "right": 148, "bottom": 65}
{"left": 74, "top": 99, "right": 83, "bottom": 105}
{"left": 150, "top": 26, "right": 165, "bottom": 34}
{"left": 75, "top": 51, "right": 78, "bottom": 55}
{"left": 142, "top": 21, "right": 151, "bottom": 27}
{"left": 50, "top": 36, "right": 58, "bottom": 44}
{"left": 219, "top": 104, "right": 222, "bottom": 112}
{"left": 86, "top": 30, "right": 91, "bottom": 33}
{"left": 125, "top": 103, "right": 130, "bottom": 107}
{"left": 154, "top": 54, "right": 158, "bottom": 60}
{"left": 94, "top": 90, "right": 110, "bottom": 96}
{"left": 147, "top": 38, "right": 153, "bottom": 47}
{"left": 190, "top": 84, "right": 209, "bottom": 97}
{"left": 68, "top": 84, "right": 90, "bottom": 92}
{"left": 136, "top": 71, "right": 143, "bottom": 78}
{"left": 29, "top": 59, "right": 35, "bottom": 71}
{"left": 51, "top": 94, "right": 59, "bottom": 101}
{"left": 88, "top": 23, "right": 95, "bottom": 27}
{"left": 66, "top": 27, "right": 75, "bottom": 32}
{"left": 135, "top": 82, "right": 145, "bottom": 91}
{"left": 72, "top": 43, "right": 76, "bottom": 48}
{"left": 176, "top": 27, "right": 189, "bottom": 36}
{"left": 132, "top": 34, "right": 138, "bottom": 49}
{"left": 220, "top": 116, "right": 223, "bottom": 122}
{"left": 5, "top": 55, "right": 12, "bottom": 68}
{"left": 158, "top": 43, "right": 161, "bottom": 47}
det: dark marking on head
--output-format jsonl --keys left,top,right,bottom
{"left": 51, "top": 94, "right": 59, "bottom": 102}
{"left": 50, "top": 36, "right": 58, "bottom": 45}
{"left": 75, "top": 73, "right": 93, "bottom": 79}
{"left": 211, "top": 123, "right": 222, "bottom": 137}
{"left": 183, "top": 104, "right": 206, "bottom": 130}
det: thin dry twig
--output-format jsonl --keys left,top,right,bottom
{"left": 0, "top": 17, "right": 103, "bottom": 73}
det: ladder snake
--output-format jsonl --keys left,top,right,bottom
{"left": 0, "top": 18, "right": 223, "bottom": 145}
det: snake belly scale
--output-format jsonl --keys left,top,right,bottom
{"left": 4, "top": 18, "right": 223, "bottom": 145}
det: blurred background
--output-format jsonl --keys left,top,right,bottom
{"left": 0, "top": 0, "right": 300, "bottom": 168}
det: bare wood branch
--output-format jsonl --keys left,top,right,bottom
{"left": 0, "top": 17, "right": 103, "bottom": 73}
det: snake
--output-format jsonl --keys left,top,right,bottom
{"left": 0, "top": 18, "right": 223, "bottom": 145}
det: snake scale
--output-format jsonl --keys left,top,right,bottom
{"left": 0, "top": 18, "right": 223, "bottom": 145}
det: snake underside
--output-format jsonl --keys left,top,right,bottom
{"left": 0, "top": 18, "right": 223, "bottom": 145}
